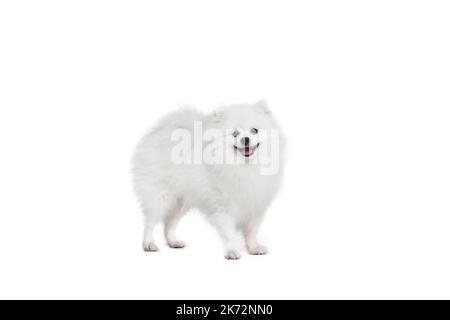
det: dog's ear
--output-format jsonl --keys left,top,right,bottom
{"left": 213, "top": 108, "right": 224, "bottom": 122}
{"left": 254, "top": 99, "right": 271, "bottom": 114}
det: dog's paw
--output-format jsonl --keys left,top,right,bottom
{"left": 224, "top": 250, "right": 241, "bottom": 260}
{"left": 143, "top": 242, "right": 159, "bottom": 252}
{"left": 248, "top": 245, "right": 268, "bottom": 255}
{"left": 168, "top": 240, "right": 186, "bottom": 249}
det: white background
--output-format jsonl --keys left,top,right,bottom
{"left": 0, "top": 1, "right": 449, "bottom": 299}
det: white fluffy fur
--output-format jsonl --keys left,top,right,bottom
{"left": 132, "top": 101, "right": 284, "bottom": 259}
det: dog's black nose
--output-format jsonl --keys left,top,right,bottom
{"left": 241, "top": 137, "right": 250, "bottom": 146}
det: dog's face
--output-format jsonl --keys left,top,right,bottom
{"left": 232, "top": 127, "right": 261, "bottom": 158}
{"left": 212, "top": 100, "right": 280, "bottom": 161}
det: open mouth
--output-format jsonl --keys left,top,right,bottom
{"left": 233, "top": 143, "right": 260, "bottom": 157}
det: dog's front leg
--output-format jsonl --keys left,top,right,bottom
{"left": 207, "top": 211, "right": 244, "bottom": 260}
{"left": 244, "top": 216, "right": 269, "bottom": 255}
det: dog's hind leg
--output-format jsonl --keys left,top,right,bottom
{"left": 142, "top": 213, "right": 159, "bottom": 252}
{"left": 141, "top": 190, "right": 176, "bottom": 252}
{"left": 164, "top": 199, "right": 187, "bottom": 248}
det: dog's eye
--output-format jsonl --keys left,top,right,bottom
{"left": 250, "top": 128, "right": 258, "bottom": 134}
{"left": 232, "top": 130, "right": 240, "bottom": 138}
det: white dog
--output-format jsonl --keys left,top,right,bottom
{"left": 132, "top": 100, "right": 284, "bottom": 259}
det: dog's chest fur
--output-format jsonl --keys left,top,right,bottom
{"left": 215, "top": 165, "right": 280, "bottom": 214}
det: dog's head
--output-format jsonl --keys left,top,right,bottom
{"left": 211, "top": 100, "right": 280, "bottom": 160}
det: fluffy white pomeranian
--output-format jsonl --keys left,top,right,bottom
{"left": 132, "top": 100, "right": 285, "bottom": 259}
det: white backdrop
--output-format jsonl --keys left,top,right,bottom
{"left": 1, "top": 1, "right": 449, "bottom": 299}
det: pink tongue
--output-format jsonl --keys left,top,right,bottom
{"left": 244, "top": 147, "right": 251, "bottom": 156}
